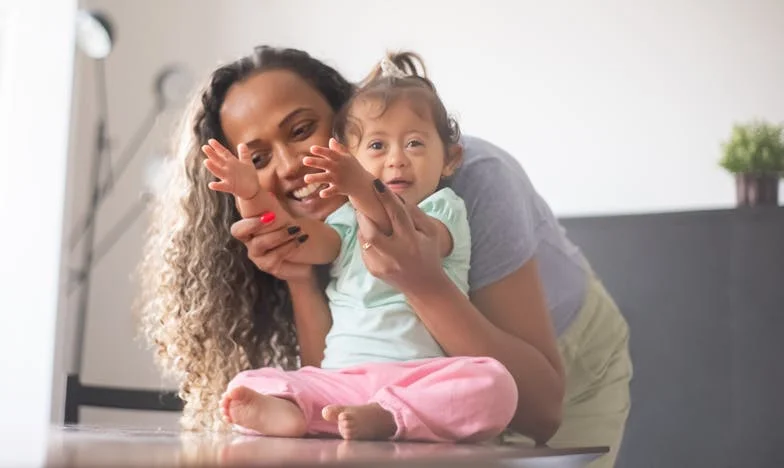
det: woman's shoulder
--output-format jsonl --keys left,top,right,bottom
{"left": 461, "top": 135, "right": 511, "bottom": 162}
{"left": 452, "top": 135, "right": 537, "bottom": 199}
{"left": 453, "top": 136, "right": 588, "bottom": 301}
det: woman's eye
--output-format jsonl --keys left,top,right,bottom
{"left": 251, "top": 153, "right": 271, "bottom": 169}
{"left": 291, "top": 121, "right": 315, "bottom": 140}
{"left": 369, "top": 141, "right": 384, "bottom": 150}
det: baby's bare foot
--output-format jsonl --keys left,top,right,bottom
{"left": 222, "top": 386, "right": 306, "bottom": 437}
{"left": 322, "top": 403, "right": 397, "bottom": 441}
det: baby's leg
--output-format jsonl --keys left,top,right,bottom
{"left": 221, "top": 385, "right": 306, "bottom": 437}
{"left": 322, "top": 402, "right": 397, "bottom": 441}
{"left": 348, "top": 357, "right": 518, "bottom": 442}
{"left": 223, "top": 367, "right": 369, "bottom": 437}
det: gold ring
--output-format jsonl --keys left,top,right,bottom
{"left": 361, "top": 241, "right": 373, "bottom": 251}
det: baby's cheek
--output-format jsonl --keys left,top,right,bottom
{"left": 354, "top": 155, "right": 381, "bottom": 176}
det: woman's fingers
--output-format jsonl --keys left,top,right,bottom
{"left": 248, "top": 230, "right": 298, "bottom": 258}
{"left": 356, "top": 212, "right": 401, "bottom": 280}
{"left": 229, "top": 215, "right": 312, "bottom": 280}
{"left": 371, "top": 179, "right": 415, "bottom": 238}
{"left": 407, "top": 202, "right": 437, "bottom": 237}
{"left": 354, "top": 179, "right": 415, "bottom": 245}
{"left": 246, "top": 225, "right": 303, "bottom": 257}
{"left": 230, "top": 217, "right": 264, "bottom": 242}
{"left": 249, "top": 236, "right": 301, "bottom": 275}
{"left": 356, "top": 212, "right": 393, "bottom": 257}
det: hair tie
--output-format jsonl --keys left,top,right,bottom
{"left": 380, "top": 57, "right": 408, "bottom": 79}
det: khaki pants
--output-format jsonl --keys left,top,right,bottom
{"left": 505, "top": 274, "right": 632, "bottom": 468}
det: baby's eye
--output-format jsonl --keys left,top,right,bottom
{"left": 368, "top": 141, "right": 384, "bottom": 151}
{"left": 407, "top": 139, "right": 424, "bottom": 148}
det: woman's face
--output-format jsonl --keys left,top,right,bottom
{"left": 220, "top": 70, "right": 347, "bottom": 221}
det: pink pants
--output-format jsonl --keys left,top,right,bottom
{"left": 227, "top": 356, "right": 518, "bottom": 442}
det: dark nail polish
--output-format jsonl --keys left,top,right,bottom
{"left": 297, "top": 234, "right": 309, "bottom": 244}
{"left": 373, "top": 179, "right": 386, "bottom": 193}
{"left": 287, "top": 226, "right": 301, "bottom": 235}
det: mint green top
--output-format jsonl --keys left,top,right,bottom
{"left": 320, "top": 187, "right": 471, "bottom": 369}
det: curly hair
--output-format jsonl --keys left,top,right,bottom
{"left": 137, "top": 46, "right": 354, "bottom": 431}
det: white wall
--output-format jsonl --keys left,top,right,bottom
{"left": 65, "top": 0, "right": 784, "bottom": 427}
{"left": 0, "top": 0, "right": 75, "bottom": 463}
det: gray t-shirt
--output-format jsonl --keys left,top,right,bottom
{"left": 450, "top": 135, "right": 588, "bottom": 335}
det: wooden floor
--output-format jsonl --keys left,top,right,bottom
{"left": 37, "top": 426, "right": 607, "bottom": 467}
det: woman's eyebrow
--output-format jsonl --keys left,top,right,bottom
{"left": 279, "top": 107, "right": 312, "bottom": 129}
{"left": 241, "top": 108, "right": 315, "bottom": 147}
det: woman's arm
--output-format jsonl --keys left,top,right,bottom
{"left": 409, "top": 260, "right": 564, "bottom": 443}
{"left": 356, "top": 188, "right": 564, "bottom": 444}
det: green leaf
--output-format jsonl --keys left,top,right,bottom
{"left": 719, "top": 120, "right": 784, "bottom": 175}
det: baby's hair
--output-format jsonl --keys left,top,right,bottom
{"left": 333, "top": 51, "right": 461, "bottom": 152}
{"left": 359, "top": 51, "right": 428, "bottom": 86}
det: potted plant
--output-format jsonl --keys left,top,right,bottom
{"left": 719, "top": 120, "right": 784, "bottom": 207}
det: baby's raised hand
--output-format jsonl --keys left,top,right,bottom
{"left": 202, "top": 139, "right": 260, "bottom": 200}
{"left": 303, "top": 138, "right": 373, "bottom": 198}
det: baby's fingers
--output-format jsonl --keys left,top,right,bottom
{"left": 208, "top": 181, "right": 233, "bottom": 193}
{"left": 207, "top": 138, "right": 234, "bottom": 161}
{"left": 309, "top": 145, "right": 343, "bottom": 161}
{"left": 203, "top": 159, "right": 227, "bottom": 179}
{"left": 237, "top": 143, "right": 254, "bottom": 163}
{"left": 303, "top": 172, "right": 333, "bottom": 185}
{"left": 319, "top": 185, "right": 341, "bottom": 198}
{"left": 303, "top": 156, "right": 334, "bottom": 171}
{"left": 328, "top": 138, "right": 351, "bottom": 156}
{"left": 201, "top": 144, "right": 224, "bottom": 163}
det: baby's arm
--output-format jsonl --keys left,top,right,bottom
{"left": 202, "top": 139, "right": 340, "bottom": 265}
{"left": 417, "top": 190, "right": 472, "bottom": 259}
{"left": 303, "top": 139, "right": 392, "bottom": 234}
{"left": 428, "top": 218, "right": 454, "bottom": 258}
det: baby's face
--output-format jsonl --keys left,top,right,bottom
{"left": 346, "top": 97, "right": 457, "bottom": 205}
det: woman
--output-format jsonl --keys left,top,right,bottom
{"left": 139, "top": 46, "right": 631, "bottom": 467}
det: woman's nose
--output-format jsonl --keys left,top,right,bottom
{"left": 276, "top": 144, "right": 303, "bottom": 178}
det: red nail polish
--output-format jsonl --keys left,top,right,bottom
{"left": 259, "top": 211, "right": 276, "bottom": 224}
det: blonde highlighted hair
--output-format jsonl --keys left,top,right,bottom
{"left": 136, "top": 46, "right": 353, "bottom": 431}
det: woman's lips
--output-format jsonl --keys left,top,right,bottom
{"left": 289, "top": 182, "right": 327, "bottom": 201}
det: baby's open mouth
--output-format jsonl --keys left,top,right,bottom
{"left": 385, "top": 178, "right": 412, "bottom": 190}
